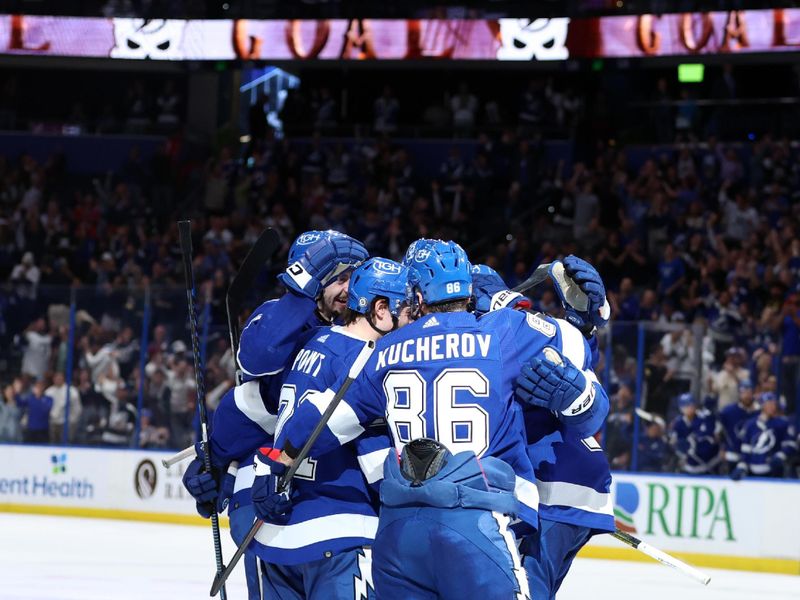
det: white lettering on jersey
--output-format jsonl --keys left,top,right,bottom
{"left": 375, "top": 334, "right": 492, "bottom": 370}
{"left": 291, "top": 349, "right": 327, "bottom": 377}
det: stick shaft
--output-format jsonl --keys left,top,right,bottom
{"left": 162, "top": 444, "right": 196, "bottom": 468}
{"left": 178, "top": 220, "right": 228, "bottom": 600}
{"left": 512, "top": 263, "right": 551, "bottom": 293}
{"left": 210, "top": 340, "right": 375, "bottom": 596}
{"left": 611, "top": 529, "right": 711, "bottom": 586}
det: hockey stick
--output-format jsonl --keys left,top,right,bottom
{"left": 611, "top": 529, "right": 711, "bottom": 586}
{"left": 162, "top": 444, "right": 196, "bottom": 468}
{"left": 178, "top": 220, "right": 229, "bottom": 600}
{"left": 227, "top": 228, "right": 281, "bottom": 367}
{"left": 209, "top": 339, "right": 376, "bottom": 597}
{"left": 512, "top": 262, "right": 552, "bottom": 294}
{"left": 161, "top": 229, "right": 281, "bottom": 470}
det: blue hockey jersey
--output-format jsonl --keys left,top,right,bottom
{"left": 719, "top": 403, "right": 759, "bottom": 463}
{"left": 211, "top": 293, "right": 325, "bottom": 468}
{"left": 283, "top": 308, "right": 610, "bottom": 529}
{"left": 521, "top": 323, "right": 613, "bottom": 532}
{"left": 669, "top": 409, "right": 721, "bottom": 474}
{"left": 250, "top": 326, "right": 392, "bottom": 565}
{"left": 238, "top": 292, "right": 323, "bottom": 380}
{"left": 737, "top": 415, "right": 797, "bottom": 477}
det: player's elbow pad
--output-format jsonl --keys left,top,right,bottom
{"left": 558, "top": 381, "right": 608, "bottom": 437}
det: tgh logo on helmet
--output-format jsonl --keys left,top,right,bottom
{"left": 373, "top": 259, "right": 402, "bottom": 274}
{"left": 414, "top": 249, "right": 431, "bottom": 262}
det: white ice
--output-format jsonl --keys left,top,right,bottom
{"left": 1, "top": 513, "right": 797, "bottom": 600}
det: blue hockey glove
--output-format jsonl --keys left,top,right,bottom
{"left": 550, "top": 256, "right": 610, "bottom": 334}
{"left": 516, "top": 346, "right": 589, "bottom": 413}
{"left": 279, "top": 235, "right": 368, "bottom": 299}
{"left": 251, "top": 448, "right": 293, "bottom": 521}
{"left": 729, "top": 465, "right": 747, "bottom": 481}
{"left": 182, "top": 444, "right": 237, "bottom": 517}
{"left": 769, "top": 455, "right": 785, "bottom": 474}
{"left": 216, "top": 463, "right": 237, "bottom": 514}
{"left": 471, "top": 264, "right": 531, "bottom": 316}
{"left": 182, "top": 445, "right": 219, "bottom": 519}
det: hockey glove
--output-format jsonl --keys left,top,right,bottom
{"left": 251, "top": 448, "right": 293, "bottom": 522}
{"left": 182, "top": 444, "right": 237, "bottom": 517}
{"left": 471, "top": 264, "right": 531, "bottom": 316}
{"left": 550, "top": 256, "right": 610, "bottom": 335}
{"left": 279, "top": 235, "right": 368, "bottom": 299}
{"left": 516, "top": 346, "right": 589, "bottom": 414}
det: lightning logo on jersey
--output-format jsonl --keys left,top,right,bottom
{"left": 353, "top": 548, "right": 374, "bottom": 600}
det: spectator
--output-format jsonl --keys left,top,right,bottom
{"left": 718, "top": 381, "right": 759, "bottom": 473}
{"left": 155, "top": 81, "right": 181, "bottom": 128}
{"left": 731, "top": 392, "right": 796, "bottom": 479}
{"left": 668, "top": 393, "right": 721, "bottom": 475}
{"left": 605, "top": 384, "right": 634, "bottom": 470}
{"left": 374, "top": 85, "right": 400, "bottom": 134}
{"left": 711, "top": 347, "right": 750, "bottom": 410}
{"left": 0, "top": 382, "right": 22, "bottom": 442}
{"left": 10, "top": 251, "right": 40, "bottom": 300}
{"left": 450, "top": 83, "right": 478, "bottom": 136}
{"left": 167, "top": 358, "right": 196, "bottom": 448}
{"left": 657, "top": 244, "right": 685, "bottom": 301}
{"left": 20, "top": 318, "right": 52, "bottom": 381}
{"left": 779, "top": 294, "right": 800, "bottom": 413}
{"left": 637, "top": 421, "right": 670, "bottom": 473}
{"left": 17, "top": 380, "right": 53, "bottom": 444}
{"left": 46, "top": 372, "right": 82, "bottom": 444}
{"left": 314, "top": 87, "right": 337, "bottom": 131}
{"left": 138, "top": 408, "right": 170, "bottom": 448}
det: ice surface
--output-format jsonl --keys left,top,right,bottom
{"left": 1, "top": 513, "right": 797, "bottom": 600}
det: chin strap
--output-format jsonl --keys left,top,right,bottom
{"left": 366, "top": 311, "right": 397, "bottom": 336}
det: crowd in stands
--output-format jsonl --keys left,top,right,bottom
{"left": 0, "top": 71, "right": 798, "bottom": 476}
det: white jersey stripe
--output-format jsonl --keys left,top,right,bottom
{"left": 254, "top": 513, "right": 378, "bottom": 549}
{"left": 554, "top": 318, "right": 586, "bottom": 370}
{"left": 233, "top": 463, "right": 256, "bottom": 494}
{"left": 492, "top": 512, "right": 531, "bottom": 600}
{"left": 536, "top": 480, "right": 613, "bottom": 515}
{"left": 357, "top": 448, "right": 391, "bottom": 484}
{"left": 234, "top": 381, "right": 277, "bottom": 435}
{"left": 308, "top": 392, "right": 365, "bottom": 444}
{"left": 514, "top": 475, "right": 540, "bottom": 514}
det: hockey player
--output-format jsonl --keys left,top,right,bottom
{"left": 182, "top": 230, "right": 368, "bottom": 598}
{"left": 472, "top": 258, "right": 615, "bottom": 600}
{"left": 719, "top": 381, "right": 759, "bottom": 473}
{"left": 250, "top": 257, "right": 412, "bottom": 599}
{"left": 375, "top": 438, "right": 529, "bottom": 599}
{"left": 731, "top": 392, "right": 797, "bottom": 479}
{"left": 668, "top": 393, "right": 722, "bottom": 475}
{"left": 269, "top": 240, "right": 610, "bottom": 598}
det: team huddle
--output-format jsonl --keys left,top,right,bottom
{"left": 182, "top": 230, "right": 615, "bottom": 600}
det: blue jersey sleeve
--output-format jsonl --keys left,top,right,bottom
{"left": 210, "top": 378, "right": 278, "bottom": 467}
{"left": 282, "top": 356, "right": 387, "bottom": 459}
{"left": 237, "top": 292, "right": 320, "bottom": 380}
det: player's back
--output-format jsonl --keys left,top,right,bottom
{"left": 259, "top": 327, "right": 388, "bottom": 565}
{"left": 370, "top": 308, "right": 550, "bottom": 525}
